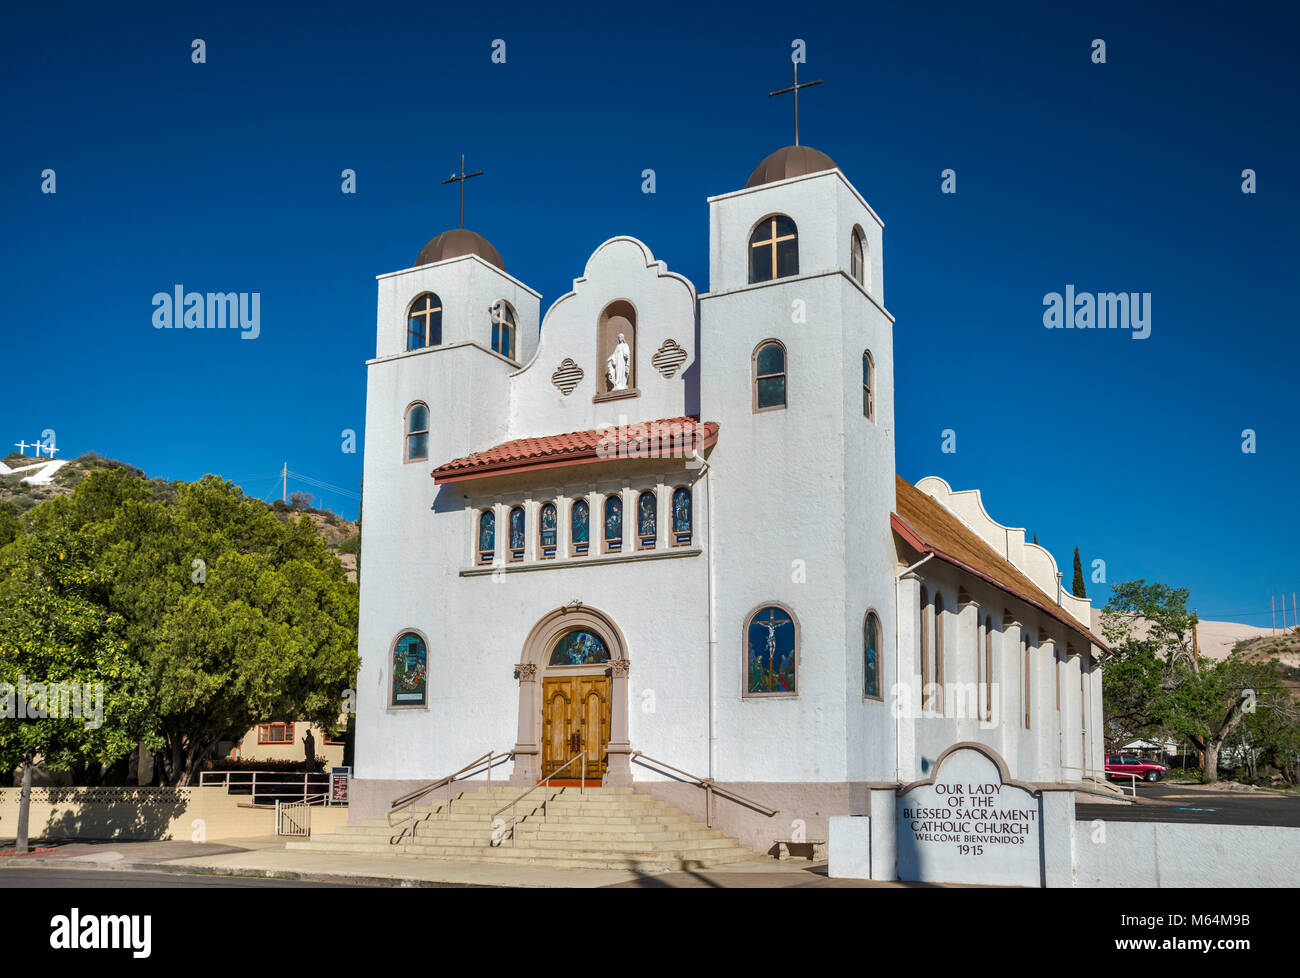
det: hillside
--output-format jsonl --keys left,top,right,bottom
{"left": 0, "top": 451, "right": 358, "bottom": 581}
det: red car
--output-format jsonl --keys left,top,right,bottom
{"left": 1105, "top": 754, "right": 1167, "bottom": 782}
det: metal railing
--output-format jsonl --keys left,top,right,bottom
{"left": 1063, "top": 765, "right": 1139, "bottom": 799}
{"left": 387, "top": 750, "right": 514, "bottom": 842}
{"left": 490, "top": 752, "right": 587, "bottom": 848}
{"left": 276, "top": 793, "right": 325, "bottom": 837}
{"left": 630, "top": 752, "right": 778, "bottom": 828}
{"left": 200, "top": 771, "right": 332, "bottom": 806}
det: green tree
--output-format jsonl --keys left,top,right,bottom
{"left": 14, "top": 469, "right": 359, "bottom": 786}
{"left": 1071, "top": 547, "right": 1087, "bottom": 598}
{"left": 1101, "top": 580, "right": 1290, "bottom": 782}
{"left": 0, "top": 521, "right": 153, "bottom": 851}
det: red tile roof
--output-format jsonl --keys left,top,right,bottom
{"left": 893, "top": 475, "right": 1108, "bottom": 654}
{"left": 432, "top": 416, "right": 719, "bottom": 484}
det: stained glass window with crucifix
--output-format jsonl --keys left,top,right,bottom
{"left": 747, "top": 605, "right": 797, "bottom": 695}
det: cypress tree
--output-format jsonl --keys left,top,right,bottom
{"left": 1072, "top": 546, "right": 1087, "bottom": 598}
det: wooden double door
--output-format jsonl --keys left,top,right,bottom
{"left": 541, "top": 675, "right": 610, "bottom": 781}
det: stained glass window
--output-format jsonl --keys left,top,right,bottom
{"left": 540, "top": 502, "right": 557, "bottom": 557}
{"left": 509, "top": 506, "right": 525, "bottom": 560}
{"left": 572, "top": 499, "right": 589, "bottom": 555}
{"left": 406, "top": 403, "right": 429, "bottom": 461}
{"left": 672, "top": 487, "right": 692, "bottom": 543}
{"left": 747, "top": 606, "right": 796, "bottom": 695}
{"left": 637, "top": 491, "right": 656, "bottom": 548}
{"left": 749, "top": 215, "right": 798, "bottom": 283}
{"left": 407, "top": 293, "right": 442, "bottom": 350}
{"left": 864, "top": 612, "right": 880, "bottom": 699}
{"left": 863, "top": 351, "right": 874, "bottom": 421}
{"left": 549, "top": 629, "right": 610, "bottom": 666}
{"left": 478, "top": 510, "right": 495, "bottom": 564}
{"left": 604, "top": 495, "right": 622, "bottom": 551}
{"left": 392, "top": 632, "right": 427, "bottom": 706}
{"left": 755, "top": 342, "right": 786, "bottom": 410}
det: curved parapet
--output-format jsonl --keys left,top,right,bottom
{"left": 913, "top": 475, "right": 1093, "bottom": 629}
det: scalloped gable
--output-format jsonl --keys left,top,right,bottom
{"left": 506, "top": 236, "right": 697, "bottom": 442}
{"left": 895, "top": 476, "right": 1103, "bottom": 651}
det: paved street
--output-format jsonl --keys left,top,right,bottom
{"left": 0, "top": 868, "right": 360, "bottom": 888}
{"left": 1078, "top": 781, "right": 1300, "bottom": 826}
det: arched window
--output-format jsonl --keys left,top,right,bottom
{"left": 539, "top": 502, "right": 557, "bottom": 558}
{"left": 571, "top": 499, "right": 590, "bottom": 556}
{"left": 407, "top": 293, "right": 442, "bottom": 350}
{"left": 1023, "top": 632, "right": 1032, "bottom": 729}
{"left": 478, "top": 510, "right": 495, "bottom": 565}
{"left": 851, "top": 227, "right": 866, "bottom": 285}
{"left": 637, "top": 491, "right": 656, "bottom": 549}
{"left": 749, "top": 215, "right": 799, "bottom": 283}
{"left": 603, "top": 495, "right": 623, "bottom": 553}
{"left": 549, "top": 629, "right": 610, "bottom": 666}
{"left": 984, "top": 616, "right": 994, "bottom": 722}
{"left": 491, "top": 301, "right": 517, "bottom": 360}
{"left": 864, "top": 611, "right": 881, "bottom": 699}
{"left": 745, "top": 604, "right": 797, "bottom": 696}
{"left": 933, "top": 592, "right": 946, "bottom": 715}
{"left": 508, "top": 506, "right": 525, "bottom": 562}
{"left": 405, "top": 403, "right": 429, "bottom": 461}
{"left": 391, "top": 632, "right": 428, "bottom": 707}
{"left": 862, "top": 351, "right": 874, "bottom": 421}
{"left": 753, "top": 340, "right": 787, "bottom": 412}
{"left": 671, "top": 487, "right": 692, "bottom": 546}
{"left": 919, "top": 585, "right": 930, "bottom": 711}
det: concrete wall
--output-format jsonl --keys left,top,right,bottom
{"left": 0, "top": 786, "right": 316, "bottom": 842}
{"left": 1074, "top": 821, "right": 1300, "bottom": 888}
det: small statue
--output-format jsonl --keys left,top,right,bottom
{"left": 605, "top": 333, "right": 631, "bottom": 391}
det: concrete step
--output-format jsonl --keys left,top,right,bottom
{"left": 292, "top": 784, "right": 761, "bottom": 871}
{"left": 337, "top": 822, "right": 726, "bottom": 843}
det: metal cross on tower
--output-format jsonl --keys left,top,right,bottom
{"left": 441, "top": 154, "right": 484, "bottom": 229}
{"left": 769, "top": 62, "right": 822, "bottom": 147}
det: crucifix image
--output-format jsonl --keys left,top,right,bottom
{"left": 769, "top": 61, "right": 822, "bottom": 147}
{"left": 13, "top": 440, "right": 29, "bottom": 456}
{"left": 441, "top": 153, "right": 484, "bottom": 229}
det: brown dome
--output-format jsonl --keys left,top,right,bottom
{"left": 745, "top": 145, "right": 838, "bottom": 188}
{"left": 415, "top": 228, "right": 505, "bottom": 271}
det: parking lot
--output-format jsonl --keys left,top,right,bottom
{"left": 1077, "top": 781, "right": 1300, "bottom": 827}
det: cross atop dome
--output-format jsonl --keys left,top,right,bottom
{"left": 768, "top": 60, "right": 822, "bottom": 147}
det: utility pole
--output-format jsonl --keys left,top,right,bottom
{"left": 1272, "top": 594, "right": 1276, "bottom": 635}
{"left": 282, "top": 463, "right": 287, "bottom": 504}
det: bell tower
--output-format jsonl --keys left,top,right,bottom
{"left": 698, "top": 136, "right": 900, "bottom": 785}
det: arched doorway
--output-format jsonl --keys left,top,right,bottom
{"left": 513, "top": 606, "right": 631, "bottom": 786}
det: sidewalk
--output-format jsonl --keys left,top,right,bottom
{"left": 0, "top": 838, "right": 920, "bottom": 887}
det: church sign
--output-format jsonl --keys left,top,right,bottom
{"left": 896, "top": 744, "right": 1043, "bottom": 887}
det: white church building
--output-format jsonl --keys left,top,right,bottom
{"left": 352, "top": 143, "right": 1107, "bottom": 850}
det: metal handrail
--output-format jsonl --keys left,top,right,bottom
{"left": 1063, "top": 764, "right": 1139, "bottom": 799}
{"left": 387, "top": 750, "right": 513, "bottom": 832}
{"left": 630, "top": 751, "right": 779, "bottom": 828}
{"left": 491, "top": 752, "right": 587, "bottom": 848}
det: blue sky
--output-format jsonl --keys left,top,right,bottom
{"left": 3, "top": 1, "right": 1297, "bottom": 625}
